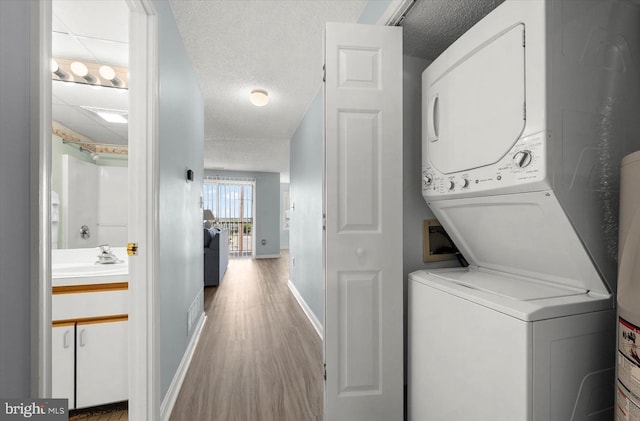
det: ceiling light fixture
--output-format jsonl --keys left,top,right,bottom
{"left": 52, "top": 58, "right": 128, "bottom": 89}
{"left": 81, "top": 106, "right": 128, "bottom": 124}
{"left": 96, "top": 111, "right": 128, "bottom": 124}
{"left": 250, "top": 89, "right": 269, "bottom": 107}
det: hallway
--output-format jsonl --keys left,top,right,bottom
{"left": 170, "top": 253, "right": 324, "bottom": 421}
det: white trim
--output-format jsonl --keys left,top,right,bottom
{"left": 287, "top": 280, "right": 323, "bottom": 340}
{"left": 160, "top": 315, "right": 207, "bottom": 421}
{"left": 376, "top": 0, "right": 415, "bottom": 26}
{"left": 33, "top": 0, "right": 52, "bottom": 398}
{"left": 256, "top": 254, "right": 282, "bottom": 259}
{"left": 127, "top": 0, "right": 159, "bottom": 420}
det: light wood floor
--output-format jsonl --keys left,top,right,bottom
{"left": 170, "top": 252, "right": 324, "bottom": 421}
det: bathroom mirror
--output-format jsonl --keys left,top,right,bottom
{"left": 51, "top": 0, "right": 129, "bottom": 250}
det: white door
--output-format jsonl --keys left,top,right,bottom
{"left": 324, "top": 22, "right": 403, "bottom": 420}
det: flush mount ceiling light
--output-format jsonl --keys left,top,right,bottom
{"left": 250, "top": 89, "right": 269, "bottom": 107}
{"left": 81, "top": 106, "right": 128, "bottom": 124}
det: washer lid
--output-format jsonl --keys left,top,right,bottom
{"left": 428, "top": 268, "right": 584, "bottom": 301}
{"left": 410, "top": 268, "right": 613, "bottom": 321}
{"left": 428, "top": 191, "right": 612, "bottom": 297}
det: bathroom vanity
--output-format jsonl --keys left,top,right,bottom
{"left": 51, "top": 248, "right": 128, "bottom": 409}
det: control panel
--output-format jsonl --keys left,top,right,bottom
{"left": 422, "top": 132, "right": 547, "bottom": 198}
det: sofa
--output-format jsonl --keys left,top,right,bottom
{"left": 203, "top": 227, "right": 229, "bottom": 286}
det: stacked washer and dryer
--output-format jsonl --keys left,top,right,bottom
{"left": 409, "top": 0, "right": 640, "bottom": 420}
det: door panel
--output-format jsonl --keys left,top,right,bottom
{"left": 52, "top": 325, "right": 75, "bottom": 409}
{"left": 337, "top": 111, "right": 380, "bottom": 231}
{"left": 76, "top": 320, "right": 128, "bottom": 409}
{"left": 325, "top": 22, "right": 403, "bottom": 420}
{"left": 426, "top": 24, "right": 526, "bottom": 174}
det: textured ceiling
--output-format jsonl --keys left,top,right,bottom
{"left": 169, "top": 0, "right": 368, "bottom": 182}
{"left": 402, "top": 0, "right": 505, "bottom": 61}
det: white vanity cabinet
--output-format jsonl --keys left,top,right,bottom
{"left": 52, "top": 323, "right": 75, "bottom": 408}
{"left": 51, "top": 277, "right": 128, "bottom": 410}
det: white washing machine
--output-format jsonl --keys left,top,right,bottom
{"left": 409, "top": 0, "right": 640, "bottom": 420}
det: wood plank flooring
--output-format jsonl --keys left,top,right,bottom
{"left": 170, "top": 252, "right": 324, "bottom": 421}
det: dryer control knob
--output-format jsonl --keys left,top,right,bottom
{"left": 459, "top": 178, "right": 469, "bottom": 188}
{"left": 513, "top": 150, "right": 533, "bottom": 168}
{"left": 423, "top": 173, "right": 433, "bottom": 187}
{"left": 447, "top": 181, "right": 455, "bottom": 190}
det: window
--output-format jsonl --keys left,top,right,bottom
{"left": 203, "top": 177, "right": 255, "bottom": 257}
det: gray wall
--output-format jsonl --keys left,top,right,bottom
{"left": 0, "top": 0, "right": 32, "bottom": 398}
{"left": 280, "top": 183, "right": 290, "bottom": 249}
{"left": 154, "top": 0, "right": 205, "bottom": 401}
{"left": 289, "top": 89, "right": 324, "bottom": 324}
{"left": 204, "top": 169, "right": 281, "bottom": 257}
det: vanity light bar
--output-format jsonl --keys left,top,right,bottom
{"left": 51, "top": 57, "right": 128, "bottom": 89}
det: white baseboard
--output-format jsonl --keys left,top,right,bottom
{"left": 160, "top": 313, "right": 207, "bottom": 421}
{"left": 287, "top": 280, "right": 323, "bottom": 340}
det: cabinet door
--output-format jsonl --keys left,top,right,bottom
{"left": 76, "top": 320, "right": 128, "bottom": 409}
{"left": 52, "top": 324, "right": 75, "bottom": 409}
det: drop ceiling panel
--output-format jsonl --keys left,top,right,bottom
{"left": 78, "top": 38, "right": 128, "bottom": 67}
{"left": 52, "top": 0, "right": 129, "bottom": 43}
{"left": 52, "top": 103, "right": 127, "bottom": 145}
{"left": 53, "top": 82, "right": 128, "bottom": 111}
{"left": 52, "top": 32, "right": 94, "bottom": 61}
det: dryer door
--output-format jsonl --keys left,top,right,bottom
{"left": 425, "top": 24, "right": 526, "bottom": 174}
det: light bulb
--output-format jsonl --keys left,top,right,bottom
{"left": 70, "top": 61, "right": 88, "bottom": 77}
{"left": 99, "top": 65, "right": 116, "bottom": 81}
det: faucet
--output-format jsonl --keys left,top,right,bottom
{"left": 96, "top": 244, "right": 122, "bottom": 264}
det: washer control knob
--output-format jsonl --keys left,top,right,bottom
{"left": 459, "top": 178, "right": 470, "bottom": 188}
{"left": 513, "top": 150, "right": 533, "bottom": 168}
{"left": 423, "top": 173, "right": 433, "bottom": 187}
{"left": 447, "top": 181, "right": 455, "bottom": 190}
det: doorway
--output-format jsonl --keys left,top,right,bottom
{"left": 50, "top": 0, "right": 130, "bottom": 412}
{"left": 203, "top": 177, "right": 256, "bottom": 257}
{"left": 38, "top": 0, "right": 159, "bottom": 419}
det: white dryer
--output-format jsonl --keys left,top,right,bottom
{"left": 409, "top": 0, "right": 640, "bottom": 420}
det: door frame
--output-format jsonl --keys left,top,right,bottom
{"left": 127, "top": 1, "right": 159, "bottom": 420}
{"left": 34, "top": 1, "right": 159, "bottom": 418}
{"left": 31, "top": 0, "right": 53, "bottom": 399}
